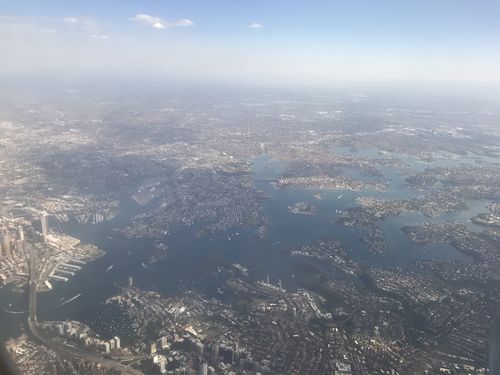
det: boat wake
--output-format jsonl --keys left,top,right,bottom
{"left": 3, "top": 308, "right": 27, "bottom": 314}
{"left": 59, "top": 293, "right": 82, "bottom": 306}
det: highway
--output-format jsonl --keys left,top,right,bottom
{"left": 27, "top": 245, "right": 144, "bottom": 375}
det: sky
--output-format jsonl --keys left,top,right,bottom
{"left": 1, "top": 0, "right": 500, "bottom": 87}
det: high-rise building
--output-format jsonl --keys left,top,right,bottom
{"left": 0, "top": 228, "right": 6, "bottom": 249}
{"left": 16, "top": 239, "right": 24, "bottom": 257}
{"left": 41, "top": 212, "right": 49, "bottom": 239}
{"left": 158, "top": 356, "right": 167, "bottom": 374}
{"left": 199, "top": 363, "right": 208, "bottom": 375}
{"left": 221, "top": 346, "right": 234, "bottom": 364}
{"left": 114, "top": 336, "right": 121, "bottom": 349}
{"left": 211, "top": 344, "right": 219, "bottom": 363}
{"left": 2, "top": 229, "right": 12, "bottom": 260}
{"left": 194, "top": 341, "right": 204, "bottom": 354}
{"left": 150, "top": 342, "right": 157, "bottom": 355}
{"left": 18, "top": 226, "right": 24, "bottom": 241}
{"left": 158, "top": 336, "right": 168, "bottom": 350}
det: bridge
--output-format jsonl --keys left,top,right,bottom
{"left": 27, "top": 245, "right": 144, "bottom": 375}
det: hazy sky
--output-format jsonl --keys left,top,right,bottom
{"left": 1, "top": 0, "right": 500, "bottom": 86}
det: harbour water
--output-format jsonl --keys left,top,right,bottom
{"left": 0, "top": 152, "right": 489, "bottom": 342}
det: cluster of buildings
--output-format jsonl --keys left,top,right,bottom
{"left": 145, "top": 330, "right": 261, "bottom": 375}
{"left": 407, "top": 164, "right": 500, "bottom": 201}
{"left": 355, "top": 192, "right": 467, "bottom": 219}
{"left": 120, "top": 169, "right": 263, "bottom": 240}
{"left": 102, "top": 273, "right": 367, "bottom": 374}
{"left": 5, "top": 334, "right": 60, "bottom": 375}
{"left": 0, "top": 220, "right": 26, "bottom": 261}
{"left": 0, "top": 204, "right": 104, "bottom": 293}
{"left": 37, "top": 195, "right": 119, "bottom": 225}
{"left": 0, "top": 215, "right": 29, "bottom": 286}
{"left": 43, "top": 321, "right": 121, "bottom": 354}
{"left": 337, "top": 207, "right": 387, "bottom": 254}
{"left": 276, "top": 175, "right": 385, "bottom": 192}
{"left": 403, "top": 222, "right": 500, "bottom": 262}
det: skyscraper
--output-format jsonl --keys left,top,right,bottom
{"left": 158, "top": 336, "right": 168, "bottom": 350}
{"left": 1, "top": 229, "right": 12, "bottom": 260}
{"left": 16, "top": 239, "right": 24, "bottom": 257}
{"left": 18, "top": 226, "right": 24, "bottom": 241}
{"left": 114, "top": 336, "right": 121, "bottom": 349}
{"left": 211, "top": 344, "right": 219, "bottom": 363}
{"left": 158, "top": 356, "right": 167, "bottom": 374}
{"left": 41, "top": 212, "right": 49, "bottom": 239}
{"left": 200, "top": 363, "right": 208, "bottom": 375}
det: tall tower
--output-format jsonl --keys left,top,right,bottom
{"left": 150, "top": 342, "right": 157, "bottom": 355}
{"left": 1, "top": 228, "right": 12, "bottom": 260}
{"left": 199, "top": 363, "right": 208, "bottom": 375}
{"left": 158, "top": 336, "right": 168, "bottom": 350}
{"left": 212, "top": 344, "right": 219, "bottom": 363}
{"left": 0, "top": 228, "right": 3, "bottom": 258}
{"left": 4, "top": 234, "right": 12, "bottom": 261}
{"left": 41, "top": 212, "right": 49, "bottom": 239}
{"left": 18, "top": 226, "right": 24, "bottom": 241}
{"left": 16, "top": 239, "right": 25, "bottom": 257}
{"left": 113, "top": 336, "right": 121, "bottom": 349}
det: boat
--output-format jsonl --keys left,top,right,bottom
{"left": 3, "top": 308, "right": 27, "bottom": 315}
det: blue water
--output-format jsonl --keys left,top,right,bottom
{"left": 0, "top": 153, "right": 490, "bottom": 342}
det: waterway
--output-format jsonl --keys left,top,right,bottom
{"left": 0, "top": 152, "right": 494, "bottom": 344}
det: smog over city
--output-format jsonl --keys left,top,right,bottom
{"left": 1, "top": 1, "right": 500, "bottom": 375}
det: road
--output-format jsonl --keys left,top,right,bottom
{"left": 27, "top": 245, "right": 144, "bottom": 375}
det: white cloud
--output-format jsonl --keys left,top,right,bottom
{"left": 173, "top": 18, "right": 194, "bottom": 27}
{"left": 39, "top": 28, "right": 56, "bottom": 34}
{"left": 62, "top": 16, "right": 108, "bottom": 39}
{"left": 130, "top": 14, "right": 162, "bottom": 25}
{"left": 63, "top": 17, "right": 79, "bottom": 25}
{"left": 129, "top": 14, "right": 194, "bottom": 30}
{"left": 248, "top": 22, "right": 263, "bottom": 29}
{"left": 152, "top": 22, "right": 165, "bottom": 30}
{"left": 0, "top": 15, "right": 36, "bottom": 35}
{"left": 63, "top": 16, "right": 97, "bottom": 29}
{"left": 90, "top": 34, "right": 108, "bottom": 40}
